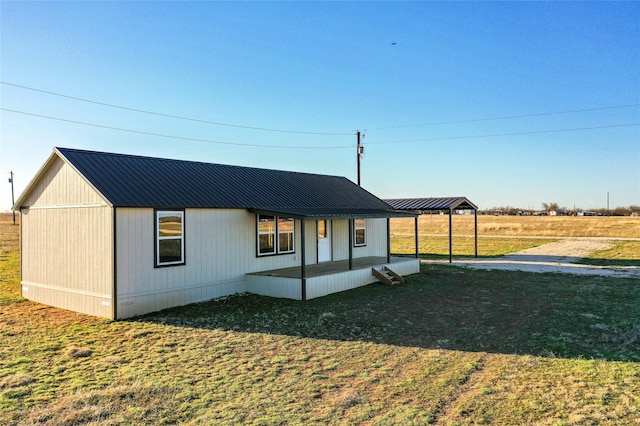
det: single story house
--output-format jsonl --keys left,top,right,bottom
{"left": 14, "top": 147, "right": 419, "bottom": 319}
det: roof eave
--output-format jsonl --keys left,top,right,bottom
{"left": 250, "top": 208, "right": 417, "bottom": 220}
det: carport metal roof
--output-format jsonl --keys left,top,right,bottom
{"left": 384, "top": 197, "right": 479, "bottom": 263}
{"left": 384, "top": 197, "right": 478, "bottom": 212}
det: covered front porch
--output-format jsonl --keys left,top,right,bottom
{"left": 247, "top": 256, "right": 420, "bottom": 301}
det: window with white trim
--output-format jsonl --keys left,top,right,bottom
{"left": 257, "top": 214, "right": 295, "bottom": 256}
{"left": 354, "top": 219, "right": 366, "bottom": 246}
{"left": 156, "top": 210, "right": 185, "bottom": 266}
{"left": 258, "top": 215, "right": 276, "bottom": 255}
{"left": 278, "top": 217, "right": 295, "bottom": 253}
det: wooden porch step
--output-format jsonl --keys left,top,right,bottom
{"left": 372, "top": 266, "right": 405, "bottom": 285}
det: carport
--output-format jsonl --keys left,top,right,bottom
{"left": 385, "top": 197, "right": 479, "bottom": 263}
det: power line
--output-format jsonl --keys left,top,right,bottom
{"left": 0, "top": 108, "right": 353, "bottom": 150}
{"left": 5, "top": 81, "right": 639, "bottom": 136}
{"left": 0, "top": 81, "right": 353, "bottom": 136}
{"left": 370, "top": 104, "right": 640, "bottom": 130}
{"left": 4, "top": 106, "right": 636, "bottom": 150}
{"left": 5, "top": 81, "right": 639, "bottom": 138}
{"left": 366, "top": 123, "right": 640, "bottom": 145}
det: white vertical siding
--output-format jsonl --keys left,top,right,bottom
{"left": 116, "top": 208, "right": 315, "bottom": 318}
{"left": 20, "top": 156, "right": 114, "bottom": 318}
{"left": 21, "top": 158, "right": 107, "bottom": 207}
{"left": 332, "top": 220, "right": 349, "bottom": 260}
{"left": 20, "top": 208, "right": 113, "bottom": 318}
{"left": 246, "top": 275, "right": 302, "bottom": 300}
{"left": 353, "top": 218, "right": 388, "bottom": 258}
{"left": 304, "top": 220, "right": 318, "bottom": 264}
{"left": 247, "top": 258, "right": 421, "bottom": 301}
{"left": 306, "top": 258, "right": 419, "bottom": 299}
{"left": 332, "top": 218, "right": 388, "bottom": 261}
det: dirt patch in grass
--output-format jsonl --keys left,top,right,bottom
{"left": 0, "top": 374, "right": 34, "bottom": 389}
{"left": 449, "top": 238, "right": 640, "bottom": 277}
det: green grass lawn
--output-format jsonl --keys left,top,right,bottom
{"left": 2, "top": 259, "right": 639, "bottom": 425}
{"left": 576, "top": 240, "right": 640, "bottom": 267}
{"left": 391, "top": 234, "right": 557, "bottom": 259}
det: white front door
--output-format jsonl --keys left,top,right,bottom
{"left": 317, "top": 220, "right": 332, "bottom": 262}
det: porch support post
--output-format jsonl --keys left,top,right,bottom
{"left": 449, "top": 208, "right": 453, "bottom": 263}
{"left": 301, "top": 220, "right": 306, "bottom": 301}
{"left": 386, "top": 218, "right": 391, "bottom": 264}
{"left": 474, "top": 209, "right": 478, "bottom": 258}
{"left": 348, "top": 219, "right": 353, "bottom": 270}
{"left": 414, "top": 215, "right": 419, "bottom": 259}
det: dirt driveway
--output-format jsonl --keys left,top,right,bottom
{"left": 426, "top": 238, "right": 640, "bottom": 278}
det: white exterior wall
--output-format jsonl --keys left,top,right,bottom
{"left": 116, "top": 208, "right": 313, "bottom": 318}
{"left": 246, "top": 274, "right": 302, "bottom": 300}
{"left": 20, "top": 158, "right": 107, "bottom": 208}
{"left": 116, "top": 213, "right": 393, "bottom": 317}
{"left": 332, "top": 218, "right": 388, "bottom": 260}
{"left": 306, "top": 258, "right": 420, "bottom": 300}
{"left": 20, "top": 158, "right": 114, "bottom": 318}
{"left": 305, "top": 220, "right": 319, "bottom": 263}
{"left": 248, "top": 258, "right": 421, "bottom": 301}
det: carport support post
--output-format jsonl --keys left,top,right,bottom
{"left": 474, "top": 209, "right": 478, "bottom": 258}
{"left": 386, "top": 218, "right": 391, "bottom": 264}
{"left": 301, "top": 220, "right": 306, "bottom": 301}
{"left": 449, "top": 208, "right": 453, "bottom": 263}
{"left": 414, "top": 215, "right": 419, "bottom": 259}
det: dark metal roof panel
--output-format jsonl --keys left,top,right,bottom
{"left": 56, "top": 147, "right": 395, "bottom": 211}
{"left": 385, "top": 197, "right": 478, "bottom": 211}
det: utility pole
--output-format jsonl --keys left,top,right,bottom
{"left": 9, "top": 171, "right": 15, "bottom": 225}
{"left": 356, "top": 130, "right": 364, "bottom": 186}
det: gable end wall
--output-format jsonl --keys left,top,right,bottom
{"left": 20, "top": 157, "right": 114, "bottom": 318}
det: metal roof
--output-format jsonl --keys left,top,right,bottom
{"left": 384, "top": 197, "right": 478, "bottom": 212}
{"left": 20, "top": 147, "right": 412, "bottom": 218}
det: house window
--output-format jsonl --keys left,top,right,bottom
{"left": 258, "top": 215, "right": 276, "bottom": 255}
{"left": 278, "top": 217, "right": 295, "bottom": 253}
{"left": 354, "top": 219, "right": 366, "bottom": 246}
{"left": 156, "top": 210, "right": 185, "bottom": 266}
{"left": 257, "top": 214, "right": 295, "bottom": 256}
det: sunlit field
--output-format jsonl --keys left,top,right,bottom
{"left": 391, "top": 214, "right": 640, "bottom": 238}
{"left": 390, "top": 214, "right": 640, "bottom": 259}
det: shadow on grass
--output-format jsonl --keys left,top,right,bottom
{"left": 139, "top": 265, "right": 640, "bottom": 363}
{"left": 575, "top": 258, "right": 640, "bottom": 267}
{"left": 393, "top": 253, "right": 504, "bottom": 260}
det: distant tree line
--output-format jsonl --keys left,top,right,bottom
{"left": 482, "top": 204, "right": 640, "bottom": 216}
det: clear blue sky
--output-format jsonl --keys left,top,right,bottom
{"left": 1, "top": 1, "right": 638, "bottom": 211}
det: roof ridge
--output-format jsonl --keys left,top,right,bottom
{"left": 55, "top": 147, "right": 348, "bottom": 180}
